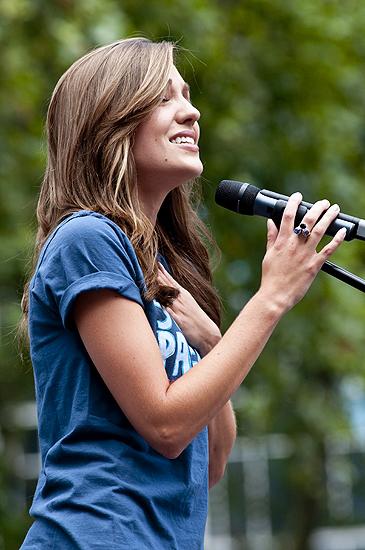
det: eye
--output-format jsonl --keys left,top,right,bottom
{"left": 161, "top": 97, "right": 170, "bottom": 104}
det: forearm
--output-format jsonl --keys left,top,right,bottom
{"left": 208, "top": 400, "right": 236, "bottom": 489}
{"left": 76, "top": 285, "right": 282, "bottom": 460}
{"left": 162, "top": 288, "right": 284, "bottom": 456}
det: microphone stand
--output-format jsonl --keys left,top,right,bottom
{"left": 321, "top": 261, "right": 365, "bottom": 293}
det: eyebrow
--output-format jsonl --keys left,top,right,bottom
{"left": 183, "top": 82, "right": 191, "bottom": 94}
{"left": 167, "top": 79, "right": 190, "bottom": 95}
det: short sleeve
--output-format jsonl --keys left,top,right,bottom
{"left": 31, "top": 212, "right": 145, "bottom": 331}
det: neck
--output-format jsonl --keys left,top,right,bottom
{"left": 138, "top": 190, "right": 167, "bottom": 227}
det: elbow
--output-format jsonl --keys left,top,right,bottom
{"left": 209, "top": 461, "right": 227, "bottom": 489}
{"left": 146, "top": 424, "right": 188, "bottom": 460}
{"left": 159, "top": 445, "right": 184, "bottom": 461}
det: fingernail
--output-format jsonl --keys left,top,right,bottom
{"left": 332, "top": 204, "right": 340, "bottom": 212}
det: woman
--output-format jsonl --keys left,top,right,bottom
{"left": 20, "top": 38, "right": 346, "bottom": 549}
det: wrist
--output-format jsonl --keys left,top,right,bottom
{"left": 248, "top": 287, "right": 289, "bottom": 323}
{"left": 198, "top": 328, "right": 222, "bottom": 357}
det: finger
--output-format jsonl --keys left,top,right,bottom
{"left": 277, "top": 192, "right": 303, "bottom": 238}
{"left": 157, "top": 270, "right": 169, "bottom": 285}
{"left": 159, "top": 263, "right": 175, "bottom": 278}
{"left": 266, "top": 218, "right": 278, "bottom": 251}
{"left": 300, "top": 199, "right": 331, "bottom": 233}
{"left": 158, "top": 265, "right": 176, "bottom": 288}
{"left": 158, "top": 263, "right": 180, "bottom": 288}
{"left": 165, "top": 306, "right": 180, "bottom": 321}
{"left": 310, "top": 203, "right": 340, "bottom": 234}
{"left": 158, "top": 263, "right": 169, "bottom": 279}
{"left": 316, "top": 226, "right": 346, "bottom": 262}
{"left": 303, "top": 203, "right": 340, "bottom": 248}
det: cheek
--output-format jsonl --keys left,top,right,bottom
{"left": 133, "top": 131, "right": 153, "bottom": 164}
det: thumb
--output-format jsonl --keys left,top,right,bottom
{"left": 266, "top": 218, "right": 278, "bottom": 251}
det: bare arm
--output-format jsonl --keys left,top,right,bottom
{"left": 208, "top": 402, "right": 236, "bottom": 488}
{"left": 74, "top": 194, "right": 346, "bottom": 459}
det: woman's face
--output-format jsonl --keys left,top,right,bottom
{"left": 133, "top": 65, "right": 202, "bottom": 211}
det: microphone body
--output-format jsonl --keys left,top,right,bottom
{"left": 215, "top": 180, "right": 365, "bottom": 242}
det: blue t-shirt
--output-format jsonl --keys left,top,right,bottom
{"left": 21, "top": 211, "right": 208, "bottom": 550}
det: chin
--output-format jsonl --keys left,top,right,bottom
{"left": 187, "top": 161, "right": 204, "bottom": 180}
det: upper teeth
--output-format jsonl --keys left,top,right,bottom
{"left": 171, "top": 136, "right": 195, "bottom": 145}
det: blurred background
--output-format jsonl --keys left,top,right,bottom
{"left": 1, "top": 0, "right": 365, "bottom": 548}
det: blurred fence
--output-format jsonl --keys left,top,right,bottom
{"left": 206, "top": 432, "right": 365, "bottom": 550}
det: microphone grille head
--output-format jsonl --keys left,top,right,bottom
{"left": 215, "top": 180, "right": 244, "bottom": 212}
{"left": 215, "top": 180, "right": 259, "bottom": 215}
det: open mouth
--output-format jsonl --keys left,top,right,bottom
{"left": 170, "top": 136, "right": 195, "bottom": 145}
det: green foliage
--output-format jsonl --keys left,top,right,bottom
{"left": 2, "top": 0, "right": 365, "bottom": 547}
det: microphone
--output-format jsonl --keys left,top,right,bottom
{"left": 215, "top": 179, "right": 365, "bottom": 242}
{"left": 215, "top": 179, "right": 365, "bottom": 293}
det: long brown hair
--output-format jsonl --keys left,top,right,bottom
{"left": 21, "top": 37, "right": 221, "bottom": 333}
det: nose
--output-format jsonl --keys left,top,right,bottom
{"left": 177, "top": 97, "right": 200, "bottom": 125}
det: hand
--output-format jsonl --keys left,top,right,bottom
{"left": 259, "top": 192, "right": 346, "bottom": 313}
{"left": 157, "top": 263, "right": 222, "bottom": 357}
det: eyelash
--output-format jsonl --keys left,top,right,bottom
{"left": 161, "top": 95, "right": 192, "bottom": 104}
